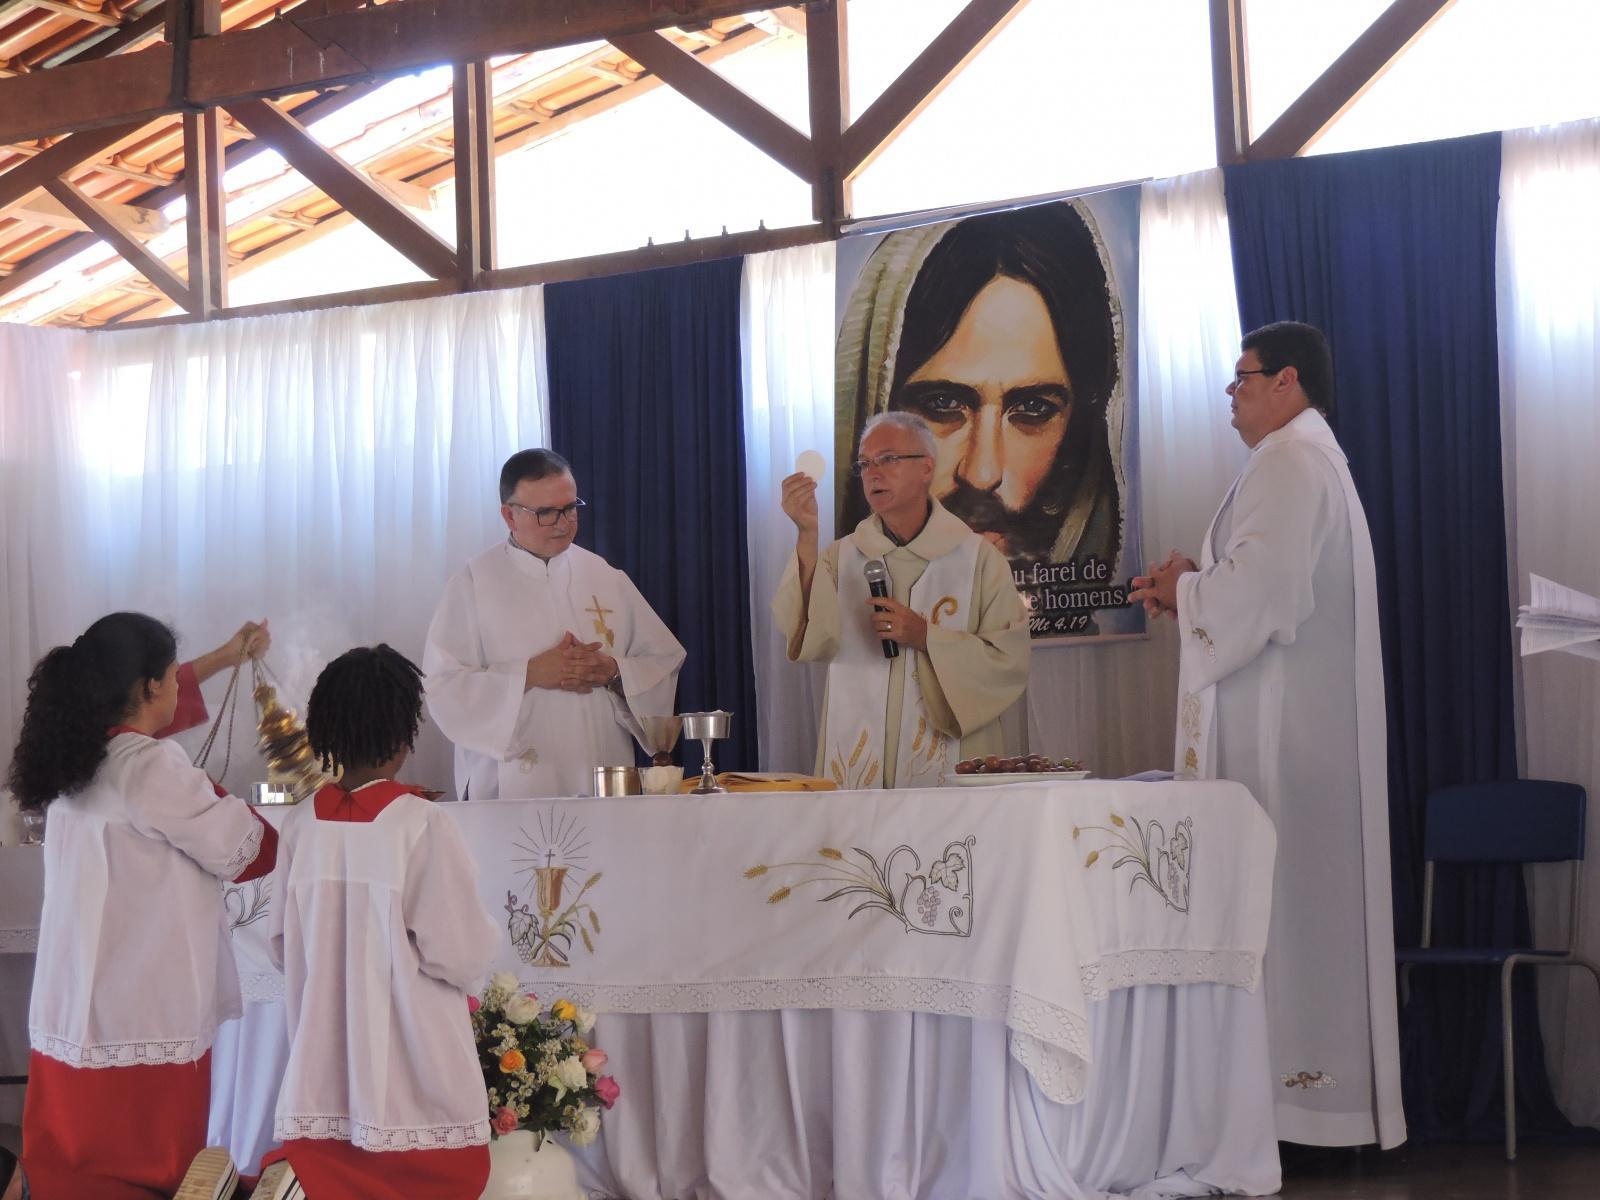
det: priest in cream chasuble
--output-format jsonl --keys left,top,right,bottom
{"left": 774, "top": 413, "right": 1030, "bottom": 788}
{"left": 424, "top": 450, "right": 685, "bottom": 800}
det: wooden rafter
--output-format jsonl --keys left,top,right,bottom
{"left": 839, "top": 0, "right": 1030, "bottom": 180}
{"left": 183, "top": 108, "right": 226, "bottom": 315}
{"left": 452, "top": 60, "right": 495, "bottom": 285}
{"left": 225, "top": 97, "right": 458, "bottom": 281}
{"left": 43, "top": 176, "right": 192, "bottom": 308}
{"left": 0, "top": 0, "right": 787, "bottom": 143}
{"left": 805, "top": 0, "right": 848, "bottom": 229}
{"left": 113, "top": 221, "right": 829, "bottom": 329}
{"left": 1248, "top": 0, "right": 1455, "bottom": 161}
{"left": 0, "top": 84, "right": 376, "bottom": 304}
{"left": 20, "top": 0, "right": 123, "bottom": 28}
{"left": 608, "top": 30, "right": 813, "bottom": 182}
{"left": 0, "top": 120, "right": 150, "bottom": 214}
{"left": 1209, "top": 0, "right": 1249, "bottom": 166}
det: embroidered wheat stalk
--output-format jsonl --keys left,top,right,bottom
{"left": 847, "top": 730, "right": 868, "bottom": 770}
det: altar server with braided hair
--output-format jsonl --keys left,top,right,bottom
{"left": 6, "top": 611, "right": 274, "bottom": 1200}
{"left": 262, "top": 644, "right": 501, "bottom": 1200}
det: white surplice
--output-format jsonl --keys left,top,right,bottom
{"left": 423, "top": 540, "right": 686, "bottom": 800}
{"left": 269, "top": 782, "right": 502, "bottom": 1149}
{"left": 30, "top": 734, "right": 263, "bottom": 1068}
{"left": 1173, "top": 407, "right": 1404, "bottom": 1148}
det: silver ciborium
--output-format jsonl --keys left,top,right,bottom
{"left": 679, "top": 710, "right": 732, "bottom": 794}
{"left": 637, "top": 715, "right": 683, "bottom": 765}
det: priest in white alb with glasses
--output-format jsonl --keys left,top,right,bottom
{"left": 423, "top": 449, "right": 685, "bottom": 800}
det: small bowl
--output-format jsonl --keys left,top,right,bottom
{"left": 639, "top": 765, "right": 684, "bottom": 795}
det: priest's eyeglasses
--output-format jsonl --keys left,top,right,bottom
{"left": 1228, "top": 367, "right": 1280, "bottom": 389}
{"left": 850, "top": 452, "right": 928, "bottom": 476}
{"left": 507, "top": 499, "right": 587, "bottom": 526}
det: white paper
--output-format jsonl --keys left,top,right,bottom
{"left": 1517, "top": 574, "right": 1600, "bottom": 658}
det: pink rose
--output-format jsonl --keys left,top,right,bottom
{"left": 467, "top": 995, "right": 481, "bottom": 1014}
{"left": 580, "top": 1048, "right": 608, "bottom": 1074}
{"left": 594, "top": 1075, "right": 620, "bottom": 1110}
{"left": 525, "top": 991, "right": 538, "bottom": 1004}
{"left": 492, "top": 1105, "right": 519, "bottom": 1135}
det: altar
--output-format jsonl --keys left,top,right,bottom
{"left": 4, "top": 779, "right": 1282, "bottom": 1198}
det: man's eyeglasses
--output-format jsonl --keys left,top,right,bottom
{"left": 850, "top": 452, "right": 928, "bottom": 477}
{"left": 507, "top": 499, "right": 587, "bottom": 527}
{"left": 1229, "top": 368, "right": 1281, "bottom": 388}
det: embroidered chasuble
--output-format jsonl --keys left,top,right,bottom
{"left": 1173, "top": 407, "right": 1403, "bottom": 1149}
{"left": 773, "top": 500, "right": 1030, "bottom": 788}
{"left": 423, "top": 541, "right": 685, "bottom": 800}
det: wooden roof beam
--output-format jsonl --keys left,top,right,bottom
{"left": 839, "top": 0, "right": 1030, "bottom": 180}
{"left": 806, "top": 0, "right": 847, "bottom": 229}
{"left": 1209, "top": 0, "right": 1249, "bottom": 166}
{"left": 21, "top": 0, "right": 123, "bottom": 28}
{"left": 10, "top": 191, "right": 169, "bottom": 234}
{"left": 1247, "top": 0, "right": 1455, "bottom": 160}
{"left": 0, "top": 120, "right": 150, "bottom": 214}
{"left": 0, "top": 0, "right": 784, "bottom": 144}
{"left": 609, "top": 29, "right": 814, "bottom": 181}
{"left": 225, "top": 97, "right": 457, "bottom": 280}
{"left": 43, "top": 176, "right": 192, "bottom": 309}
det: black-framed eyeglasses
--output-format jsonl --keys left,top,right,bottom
{"left": 850, "top": 452, "right": 928, "bottom": 477}
{"left": 1228, "top": 368, "right": 1280, "bottom": 388}
{"left": 507, "top": 498, "right": 587, "bottom": 526}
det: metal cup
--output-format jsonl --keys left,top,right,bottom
{"left": 592, "top": 766, "right": 643, "bottom": 797}
{"left": 679, "top": 710, "right": 733, "bottom": 794}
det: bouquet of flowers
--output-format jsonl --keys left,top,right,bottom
{"left": 470, "top": 971, "right": 620, "bottom": 1147}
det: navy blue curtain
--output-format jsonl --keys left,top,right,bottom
{"left": 544, "top": 256, "right": 758, "bottom": 775}
{"left": 1225, "top": 135, "right": 1574, "bottom": 1142}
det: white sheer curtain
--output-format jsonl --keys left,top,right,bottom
{"left": 0, "top": 323, "right": 87, "bottom": 770}
{"left": 741, "top": 241, "right": 837, "bottom": 772}
{"left": 1023, "top": 170, "right": 1246, "bottom": 776}
{"left": 0, "top": 287, "right": 549, "bottom": 796}
{"left": 1498, "top": 116, "right": 1600, "bottom": 1128}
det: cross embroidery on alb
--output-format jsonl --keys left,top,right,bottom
{"left": 586, "top": 595, "right": 617, "bottom": 649}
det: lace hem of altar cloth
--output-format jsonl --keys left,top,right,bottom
{"left": 275, "top": 1114, "right": 490, "bottom": 1150}
{"left": 1079, "top": 948, "right": 1261, "bottom": 998}
{"left": 31, "top": 1031, "right": 210, "bottom": 1069}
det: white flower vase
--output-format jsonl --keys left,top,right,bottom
{"left": 481, "top": 1130, "right": 584, "bottom": 1200}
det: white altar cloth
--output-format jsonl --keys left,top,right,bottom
{"left": 3, "top": 782, "right": 1282, "bottom": 1196}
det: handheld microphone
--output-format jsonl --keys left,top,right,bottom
{"left": 863, "top": 559, "right": 898, "bottom": 659}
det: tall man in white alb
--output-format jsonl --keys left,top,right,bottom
{"left": 1131, "top": 322, "right": 1404, "bottom": 1148}
{"left": 423, "top": 449, "right": 685, "bottom": 799}
{"left": 774, "top": 412, "right": 1030, "bottom": 789}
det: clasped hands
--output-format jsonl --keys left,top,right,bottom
{"left": 526, "top": 631, "right": 618, "bottom": 694}
{"left": 1129, "top": 550, "right": 1198, "bottom": 619}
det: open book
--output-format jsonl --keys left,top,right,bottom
{"left": 1517, "top": 574, "right": 1600, "bottom": 662}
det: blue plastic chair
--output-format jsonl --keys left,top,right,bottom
{"left": 1395, "top": 780, "right": 1599, "bottom": 1160}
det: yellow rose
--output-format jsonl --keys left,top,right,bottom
{"left": 499, "top": 1049, "right": 526, "bottom": 1073}
{"left": 551, "top": 999, "right": 577, "bottom": 1022}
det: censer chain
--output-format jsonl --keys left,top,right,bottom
{"left": 194, "top": 654, "right": 245, "bottom": 780}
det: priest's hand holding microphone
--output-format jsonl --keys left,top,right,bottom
{"left": 781, "top": 468, "right": 927, "bottom": 654}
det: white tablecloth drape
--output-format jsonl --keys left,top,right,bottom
{"left": 5, "top": 783, "right": 1281, "bottom": 1195}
